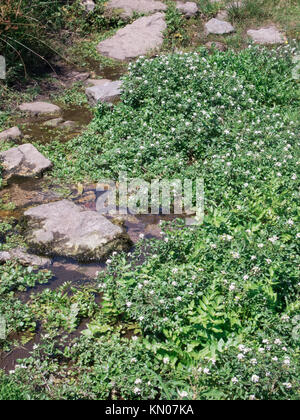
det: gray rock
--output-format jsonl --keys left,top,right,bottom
{"left": 97, "top": 12, "right": 167, "bottom": 61}
{"left": 205, "top": 18, "right": 235, "bottom": 35}
{"left": 43, "top": 118, "right": 64, "bottom": 127}
{"left": 106, "top": 0, "right": 167, "bottom": 18}
{"left": 86, "top": 80, "right": 123, "bottom": 106}
{"left": 81, "top": 0, "right": 95, "bottom": 12}
{"left": 18, "top": 102, "right": 61, "bottom": 116}
{"left": 0, "top": 144, "right": 52, "bottom": 181}
{"left": 0, "top": 248, "right": 51, "bottom": 267}
{"left": 247, "top": 26, "right": 285, "bottom": 44}
{"left": 176, "top": 1, "right": 198, "bottom": 17}
{"left": 0, "top": 127, "right": 22, "bottom": 142}
{"left": 23, "top": 200, "right": 132, "bottom": 262}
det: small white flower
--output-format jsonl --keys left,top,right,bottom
{"left": 251, "top": 375, "right": 260, "bottom": 383}
{"left": 231, "top": 377, "right": 239, "bottom": 384}
{"left": 163, "top": 357, "right": 170, "bottom": 364}
{"left": 237, "top": 353, "right": 245, "bottom": 361}
{"left": 203, "top": 368, "right": 210, "bottom": 375}
{"left": 135, "top": 378, "right": 142, "bottom": 384}
{"left": 134, "top": 387, "right": 141, "bottom": 394}
{"left": 283, "top": 382, "right": 292, "bottom": 389}
{"left": 249, "top": 395, "right": 256, "bottom": 400}
{"left": 126, "top": 302, "right": 132, "bottom": 308}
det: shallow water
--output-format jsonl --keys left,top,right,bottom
{"left": 18, "top": 105, "right": 93, "bottom": 145}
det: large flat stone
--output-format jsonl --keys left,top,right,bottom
{"left": 97, "top": 12, "right": 167, "bottom": 60}
{"left": 0, "top": 144, "right": 52, "bottom": 181}
{"left": 18, "top": 102, "right": 61, "bottom": 116}
{"left": 205, "top": 18, "right": 235, "bottom": 35}
{"left": 23, "top": 200, "right": 132, "bottom": 262}
{"left": 247, "top": 26, "right": 285, "bottom": 44}
{"left": 106, "top": 0, "right": 167, "bottom": 18}
{"left": 86, "top": 80, "right": 123, "bottom": 106}
{"left": 0, "top": 127, "right": 22, "bottom": 142}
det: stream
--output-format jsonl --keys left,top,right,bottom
{"left": 0, "top": 62, "right": 185, "bottom": 371}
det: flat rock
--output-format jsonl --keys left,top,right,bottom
{"left": 247, "top": 26, "right": 285, "bottom": 44}
{"left": 0, "top": 248, "right": 51, "bottom": 267}
{"left": 23, "top": 200, "right": 132, "bottom": 262}
{"left": 18, "top": 102, "right": 61, "bottom": 116}
{"left": 0, "top": 144, "right": 52, "bottom": 181}
{"left": 106, "top": 0, "right": 167, "bottom": 18}
{"left": 205, "top": 18, "right": 235, "bottom": 35}
{"left": 43, "top": 118, "right": 64, "bottom": 127}
{"left": 86, "top": 80, "right": 123, "bottom": 106}
{"left": 0, "top": 127, "right": 22, "bottom": 142}
{"left": 176, "top": 1, "right": 198, "bottom": 17}
{"left": 97, "top": 12, "right": 167, "bottom": 60}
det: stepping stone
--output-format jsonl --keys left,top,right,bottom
{"left": 0, "top": 144, "right": 52, "bottom": 181}
{"left": 86, "top": 80, "right": 123, "bottom": 106}
{"left": 18, "top": 101, "right": 61, "bottom": 116}
{"left": 247, "top": 26, "right": 285, "bottom": 44}
{"left": 0, "top": 248, "right": 51, "bottom": 267}
{"left": 43, "top": 118, "right": 64, "bottom": 127}
{"left": 81, "top": 0, "right": 95, "bottom": 12}
{"left": 0, "top": 127, "right": 22, "bottom": 142}
{"left": 205, "top": 18, "right": 235, "bottom": 35}
{"left": 106, "top": 0, "right": 167, "bottom": 18}
{"left": 23, "top": 200, "right": 132, "bottom": 262}
{"left": 97, "top": 12, "right": 166, "bottom": 61}
{"left": 176, "top": 1, "right": 198, "bottom": 17}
